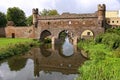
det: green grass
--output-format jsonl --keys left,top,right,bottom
{"left": 0, "top": 38, "right": 33, "bottom": 48}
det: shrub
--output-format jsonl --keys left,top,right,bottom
{"left": 44, "top": 38, "right": 51, "bottom": 43}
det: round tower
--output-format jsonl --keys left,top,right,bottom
{"left": 32, "top": 8, "right": 38, "bottom": 27}
{"left": 98, "top": 4, "right": 106, "bottom": 20}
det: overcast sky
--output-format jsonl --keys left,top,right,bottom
{"left": 0, "top": 0, "right": 120, "bottom": 16}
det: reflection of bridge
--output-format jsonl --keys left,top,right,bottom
{"left": 27, "top": 47, "right": 87, "bottom": 77}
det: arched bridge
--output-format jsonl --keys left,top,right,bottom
{"left": 4, "top": 4, "right": 106, "bottom": 45}
{"left": 32, "top": 4, "right": 106, "bottom": 45}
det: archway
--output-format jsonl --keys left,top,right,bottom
{"left": 40, "top": 30, "right": 52, "bottom": 43}
{"left": 56, "top": 30, "right": 74, "bottom": 56}
{"left": 57, "top": 30, "right": 73, "bottom": 44}
{"left": 81, "top": 30, "right": 94, "bottom": 39}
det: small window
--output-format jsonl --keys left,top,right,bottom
{"left": 69, "top": 21, "right": 71, "bottom": 24}
{"left": 108, "top": 21, "right": 110, "bottom": 23}
{"left": 112, "top": 21, "right": 114, "bottom": 23}
{"left": 87, "top": 32, "right": 90, "bottom": 36}
{"left": 117, "top": 21, "right": 119, "bottom": 23}
{"left": 48, "top": 22, "right": 50, "bottom": 25}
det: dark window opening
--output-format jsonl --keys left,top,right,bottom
{"left": 112, "top": 21, "right": 114, "bottom": 23}
{"left": 117, "top": 21, "right": 119, "bottom": 23}
{"left": 87, "top": 32, "right": 90, "bottom": 36}
{"left": 48, "top": 22, "right": 50, "bottom": 25}
{"left": 108, "top": 21, "right": 110, "bottom": 23}
{"left": 12, "top": 33, "right": 15, "bottom": 38}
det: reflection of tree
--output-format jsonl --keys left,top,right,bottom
{"left": 40, "top": 44, "right": 52, "bottom": 57}
{"left": 8, "top": 56, "right": 27, "bottom": 71}
{"left": 58, "top": 31, "right": 67, "bottom": 44}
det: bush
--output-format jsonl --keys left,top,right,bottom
{"left": 44, "top": 38, "right": 51, "bottom": 43}
{"left": 0, "top": 40, "right": 40, "bottom": 60}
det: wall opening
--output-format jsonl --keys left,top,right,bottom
{"left": 40, "top": 30, "right": 51, "bottom": 43}
{"left": 81, "top": 30, "right": 94, "bottom": 39}
{"left": 12, "top": 33, "right": 15, "bottom": 38}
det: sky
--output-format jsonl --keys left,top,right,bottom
{"left": 0, "top": 0, "right": 120, "bottom": 16}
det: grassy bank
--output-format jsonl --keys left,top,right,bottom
{"left": 77, "top": 28, "right": 120, "bottom": 80}
{"left": 0, "top": 38, "right": 40, "bottom": 60}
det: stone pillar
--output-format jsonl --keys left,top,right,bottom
{"left": 52, "top": 37, "right": 55, "bottom": 45}
{"left": 73, "top": 37, "right": 78, "bottom": 46}
{"left": 74, "top": 45, "right": 77, "bottom": 53}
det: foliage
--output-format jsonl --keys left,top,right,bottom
{"left": 95, "top": 29, "right": 120, "bottom": 49}
{"left": 77, "top": 58, "right": 120, "bottom": 80}
{"left": 44, "top": 38, "right": 51, "bottom": 43}
{"left": 26, "top": 15, "right": 33, "bottom": 26}
{"left": 8, "top": 55, "right": 27, "bottom": 71}
{"left": 0, "top": 38, "right": 41, "bottom": 60}
{"left": 77, "top": 28, "right": 120, "bottom": 80}
{"left": 7, "top": 7, "right": 26, "bottom": 26}
{"left": 0, "top": 12, "right": 7, "bottom": 27}
{"left": 40, "top": 9, "right": 59, "bottom": 16}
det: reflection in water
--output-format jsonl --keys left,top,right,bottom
{"left": 40, "top": 44, "right": 52, "bottom": 57}
{"left": 62, "top": 37, "right": 74, "bottom": 57}
{"left": 0, "top": 38, "right": 87, "bottom": 80}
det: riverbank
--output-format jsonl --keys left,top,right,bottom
{"left": 77, "top": 28, "right": 120, "bottom": 80}
{"left": 0, "top": 38, "right": 40, "bottom": 60}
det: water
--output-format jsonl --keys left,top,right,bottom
{"left": 0, "top": 37, "right": 87, "bottom": 80}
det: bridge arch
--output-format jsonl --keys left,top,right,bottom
{"left": 81, "top": 29, "right": 94, "bottom": 39}
{"left": 57, "top": 30, "right": 74, "bottom": 39}
{"left": 40, "top": 30, "right": 52, "bottom": 41}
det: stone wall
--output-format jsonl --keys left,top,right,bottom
{"left": 5, "top": 26, "right": 35, "bottom": 38}
{"left": 0, "top": 27, "right": 6, "bottom": 37}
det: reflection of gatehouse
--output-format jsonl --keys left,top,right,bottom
{"left": 3, "top": 4, "right": 106, "bottom": 45}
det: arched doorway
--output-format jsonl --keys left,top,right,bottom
{"left": 81, "top": 30, "right": 94, "bottom": 39}
{"left": 40, "top": 30, "right": 52, "bottom": 43}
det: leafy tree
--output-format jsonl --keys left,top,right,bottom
{"left": 7, "top": 7, "right": 26, "bottom": 26}
{"left": 48, "top": 10, "right": 59, "bottom": 15}
{"left": 40, "top": 9, "right": 59, "bottom": 16}
{"left": 26, "top": 15, "right": 33, "bottom": 26}
{"left": 0, "top": 12, "right": 7, "bottom": 27}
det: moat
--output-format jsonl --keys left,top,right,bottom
{"left": 0, "top": 37, "right": 87, "bottom": 80}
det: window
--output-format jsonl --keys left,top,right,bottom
{"left": 112, "top": 21, "right": 114, "bottom": 23}
{"left": 108, "top": 21, "right": 110, "bottom": 23}
{"left": 69, "top": 21, "right": 71, "bottom": 24}
{"left": 48, "top": 22, "right": 50, "bottom": 25}
{"left": 87, "top": 32, "right": 90, "bottom": 36}
{"left": 117, "top": 21, "right": 119, "bottom": 23}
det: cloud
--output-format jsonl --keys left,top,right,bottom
{"left": 0, "top": 0, "right": 120, "bottom": 16}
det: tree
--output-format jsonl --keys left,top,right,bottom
{"left": 40, "top": 9, "right": 59, "bottom": 16}
{"left": 26, "top": 15, "right": 33, "bottom": 26}
{"left": 0, "top": 12, "right": 7, "bottom": 27}
{"left": 7, "top": 7, "right": 26, "bottom": 26}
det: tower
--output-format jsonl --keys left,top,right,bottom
{"left": 98, "top": 4, "right": 106, "bottom": 20}
{"left": 32, "top": 8, "right": 38, "bottom": 27}
{"left": 97, "top": 4, "right": 106, "bottom": 27}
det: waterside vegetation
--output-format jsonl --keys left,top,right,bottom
{"left": 77, "top": 28, "right": 120, "bottom": 80}
{"left": 0, "top": 38, "right": 40, "bottom": 60}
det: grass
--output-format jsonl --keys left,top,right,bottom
{"left": 0, "top": 38, "right": 33, "bottom": 48}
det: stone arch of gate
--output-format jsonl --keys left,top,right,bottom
{"left": 57, "top": 29, "right": 74, "bottom": 39}
{"left": 40, "top": 30, "right": 52, "bottom": 41}
{"left": 80, "top": 29, "right": 95, "bottom": 39}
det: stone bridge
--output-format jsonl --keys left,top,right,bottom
{"left": 33, "top": 4, "right": 106, "bottom": 45}
{"left": 2, "top": 4, "right": 106, "bottom": 45}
